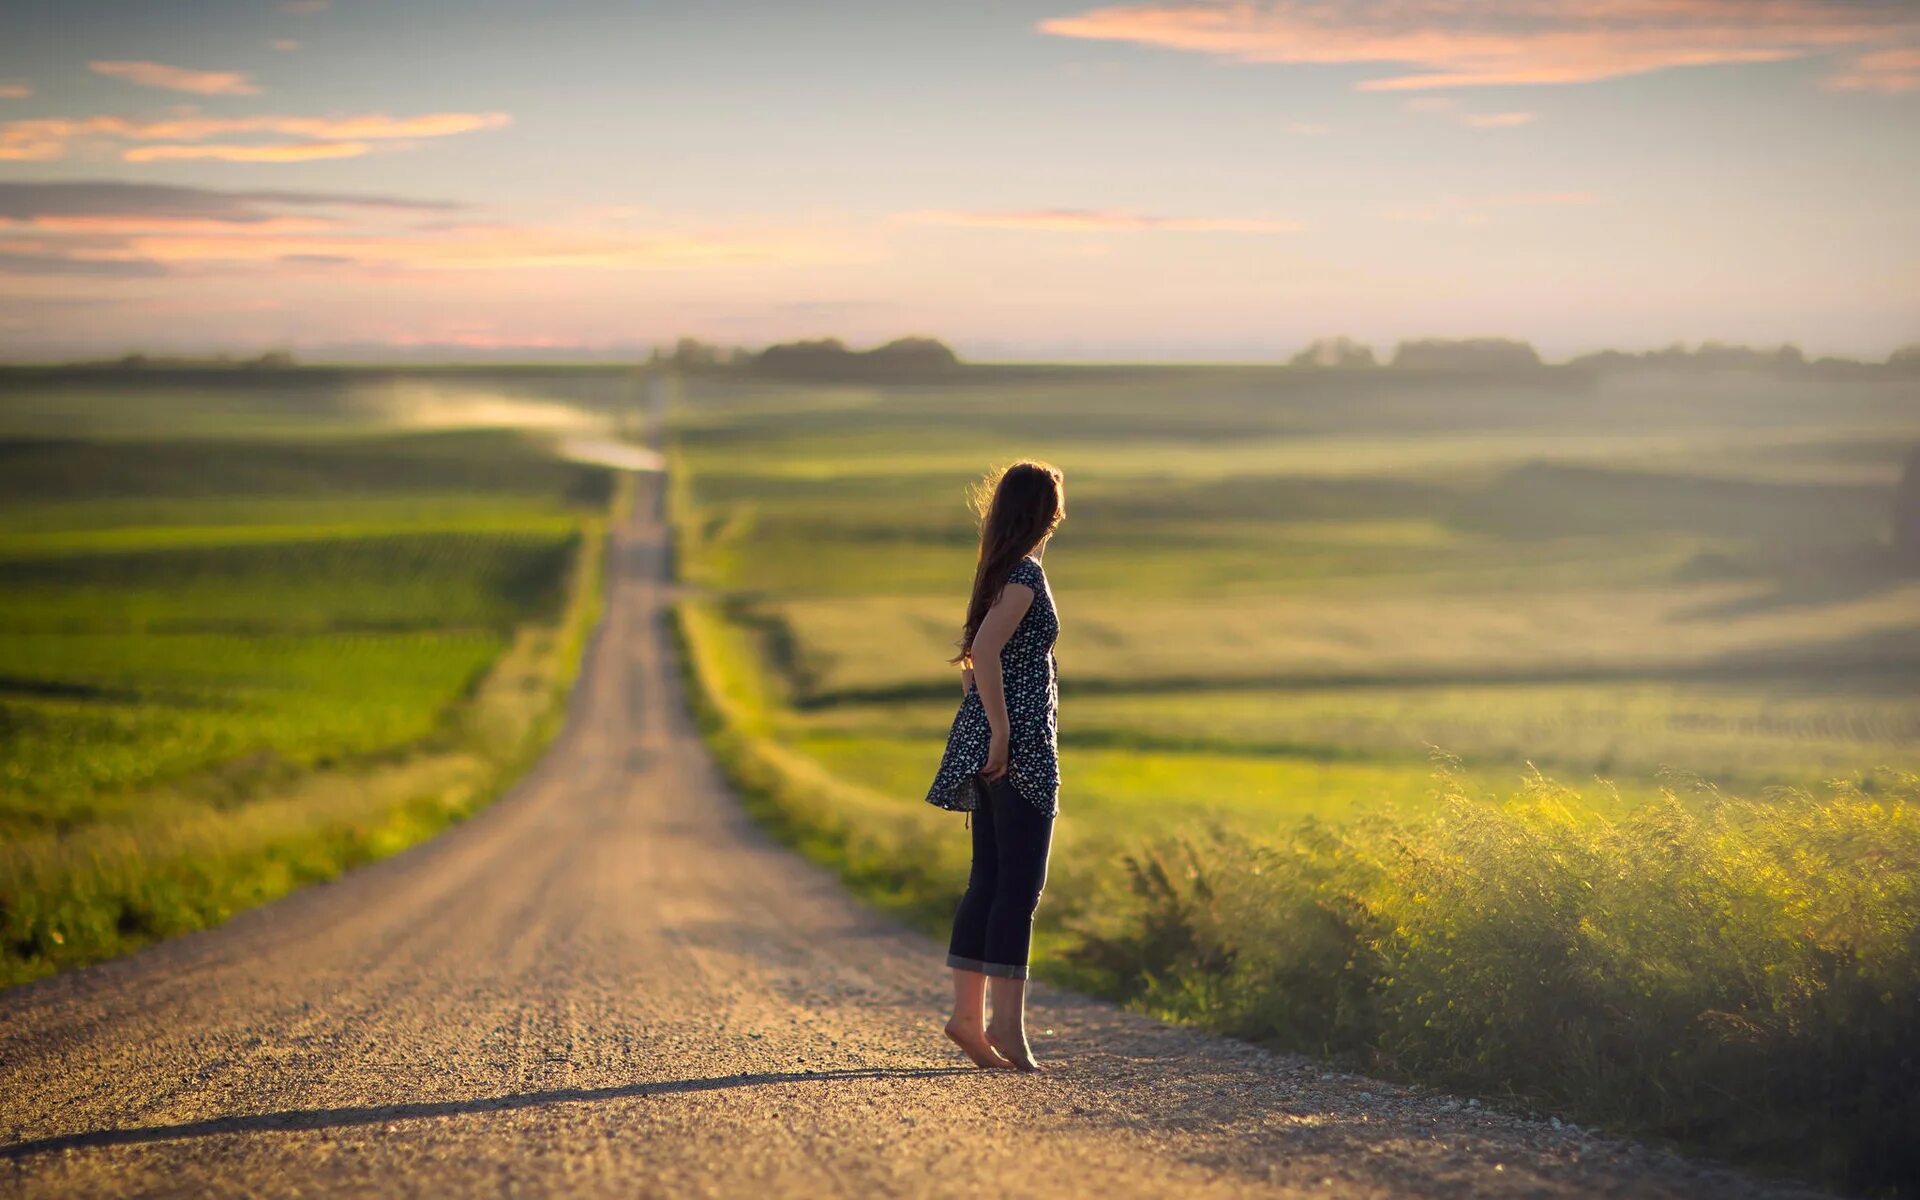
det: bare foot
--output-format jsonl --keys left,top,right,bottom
{"left": 986, "top": 1022, "right": 1042, "bottom": 1072}
{"left": 945, "top": 1018, "right": 1015, "bottom": 1069}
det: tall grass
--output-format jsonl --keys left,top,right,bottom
{"left": 1070, "top": 762, "right": 1920, "bottom": 1192}
{"left": 669, "top": 599, "right": 966, "bottom": 912}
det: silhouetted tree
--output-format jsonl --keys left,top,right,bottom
{"left": 648, "top": 337, "right": 749, "bottom": 370}
{"left": 1390, "top": 338, "right": 1541, "bottom": 371}
{"left": 1565, "top": 348, "right": 1639, "bottom": 371}
{"left": 865, "top": 337, "right": 959, "bottom": 370}
{"left": 755, "top": 338, "right": 853, "bottom": 373}
{"left": 753, "top": 336, "right": 960, "bottom": 378}
{"left": 1569, "top": 342, "right": 1813, "bottom": 373}
{"left": 1289, "top": 336, "right": 1376, "bottom": 369}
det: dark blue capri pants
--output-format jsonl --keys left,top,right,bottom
{"left": 946, "top": 772, "right": 1055, "bottom": 979}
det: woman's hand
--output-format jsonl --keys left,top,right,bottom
{"left": 982, "top": 730, "right": 1009, "bottom": 780}
{"left": 960, "top": 665, "right": 976, "bottom": 696}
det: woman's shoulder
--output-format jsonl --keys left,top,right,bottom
{"left": 1008, "top": 554, "right": 1046, "bottom": 586}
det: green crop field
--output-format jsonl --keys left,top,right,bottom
{"left": 669, "top": 365, "right": 1919, "bottom": 825}
{"left": 0, "top": 366, "right": 644, "bottom": 984}
{"left": 665, "top": 361, "right": 1920, "bottom": 1190}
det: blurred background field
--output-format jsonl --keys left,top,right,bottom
{"left": 669, "top": 363, "right": 1920, "bottom": 835}
{"left": 0, "top": 366, "right": 643, "bottom": 984}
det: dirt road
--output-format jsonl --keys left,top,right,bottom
{"left": 0, "top": 475, "right": 1823, "bottom": 1199}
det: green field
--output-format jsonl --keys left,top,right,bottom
{"left": 665, "top": 362, "right": 1920, "bottom": 1191}
{"left": 0, "top": 367, "right": 643, "bottom": 984}
{"left": 670, "top": 366, "right": 1919, "bottom": 827}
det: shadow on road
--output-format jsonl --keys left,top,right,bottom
{"left": 0, "top": 1066, "right": 975, "bottom": 1160}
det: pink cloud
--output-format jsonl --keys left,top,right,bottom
{"left": 1827, "top": 48, "right": 1920, "bottom": 93}
{"left": 0, "top": 214, "right": 340, "bottom": 234}
{"left": 118, "top": 225, "right": 835, "bottom": 271}
{"left": 1039, "top": 1, "right": 1920, "bottom": 91}
{"left": 0, "top": 110, "right": 510, "bottom": 163}
{"left": 1407, "top": 95, "right": 1535, "bottom": 128}
{"left": 89, "top": 60, "right": 261, "bottom": 96}
{"left": 902, "top": 208, "right": 1305, "bottom": 233}
{"left": 0, "top": 182, "right": 848, "bottom": 279}
{"left": 0, "top": 83, "right": 30, "bottom": 100}
{"left": 125, "top": 141, "right": 371, "bottom": 163}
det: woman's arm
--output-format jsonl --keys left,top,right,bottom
{"left": 968, "top": 580, "right": 1034, "bottom": 780}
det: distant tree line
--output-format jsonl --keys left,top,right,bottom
{"left": 48, "top": 335, "right": 1918, "bottom": 378}
{"left": 60, "top": 350, "right": 300, "bottom": 370}
{"left": 753, "top": 336, "right": 959, "bottom": 378}
{"left": 1288, "top": 336, "right": 1920, "bottom": 375}
{"left": 647, "top": 337, "right": 753, "bottom": 371}
{"left": 1289, "top": 336, "right": 1542, "bottom": 370}
{"left": 647, "top": 335, "right": 960, "bottom": 378}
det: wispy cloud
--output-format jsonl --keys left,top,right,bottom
{"left": 271, "top": 39, "right": 300, "bottom": 52}
{"left": 124, "top": 141, "right": 369, "bottom": 162}
{"left": 0, "top": 110, "right": 511, "bottom": 163}
{"left": 901, "top": 207, "right": 1305, "bottom": 233}
{"left": 116, "top": 227, "right": 827, "bottom": 271}
{"left": 280, "top": 0, "right": 330, "bottom": 12}
{"left": 89, "top": 60, "right": 261, "bottom": 96}
{"left": 0, "top": 83, "right": 30, "bottom": 100}
{"left": 1039, "top": 1, "right": 1920, "bottom": 91}
{"left": 1405, "top": 95, "right": 1536, "bottom": 128}
{"left": 0, "top": 250, "right": 168, "bottom": 278}
{"left": 1827, "top": 47, "right": 1920, "bottom": 93}
{"left": 0, "top": 179, "right": 843, "bottom": 278}
{"left": 0, "top": 180, "right": 466, "bottom": 222}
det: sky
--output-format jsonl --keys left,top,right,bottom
{"left": 0, "top": 0, "right": 1916, "bottom": 362}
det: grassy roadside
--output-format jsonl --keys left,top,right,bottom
{"left": 667, "top": 514, "right": 1920, "bottom": 1196}
{"left": 0, "top": 476, "right": 626, "bottom": 988}
{"left": 669, "top": 597, "right": 969, "bottom": 921}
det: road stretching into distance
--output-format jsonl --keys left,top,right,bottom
{"left": 0, "top": 470, "right": 1824, "bottom": 1199}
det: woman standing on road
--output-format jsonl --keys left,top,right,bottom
{"left": 925, "top": 460, "right": 1065, "bottom": 1072}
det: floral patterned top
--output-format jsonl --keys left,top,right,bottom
{"left": 924, "top": 554, "right": 1059, "bottom": 817}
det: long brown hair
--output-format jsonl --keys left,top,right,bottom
{"left": 950, "top": 460, "right": 1065, "bottom": 665}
